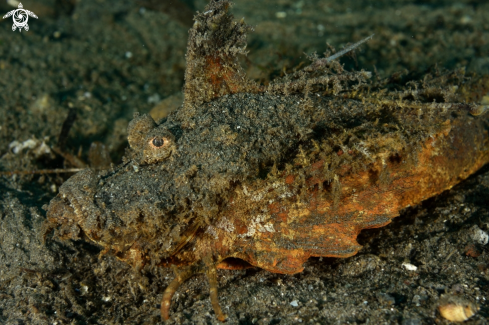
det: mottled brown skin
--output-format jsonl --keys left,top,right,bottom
{"left": 44, "top": 0, "right": 489, "bottom": 322}
{"left": 205, "top": 115, "right": 489, "bottom": 274}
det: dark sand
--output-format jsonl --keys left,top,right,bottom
{"left": 0, "top": 0, "right": 488, "bottom": 324}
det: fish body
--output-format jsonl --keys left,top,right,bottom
{"left": 45, "top": 0, "right": 489, "bottom": 321}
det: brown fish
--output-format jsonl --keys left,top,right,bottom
{"left": 44, "top": 0, "right": 489, "bottom": 321}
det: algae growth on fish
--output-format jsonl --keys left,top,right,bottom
{"left": 44, "top": 0, "right": 489, "bottom": 321}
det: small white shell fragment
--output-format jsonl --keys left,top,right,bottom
{"left": 80, "top": 284, "right": 89, "bottom": 294}
{"left": 402, "top": 262, "right": 418, "bottom": 271}
{"left": 33, "top": 141, "right": 52, "bottom": 156}
{"left": 9, "top": 139, "right": 38, "bottom": 154}
{"left": 470, "top": 225, "right": 488, "bottom": 245}
{"left": 102, "top": 296, "right": 112, "bottom": 302}
{"left": 275, "top": 11, "right": 287, "bottom": 18}
{"left": 290, "top": 300, "right": 298, "bottom": 307}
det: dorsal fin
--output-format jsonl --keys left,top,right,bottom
{"left": 182, "top": 0, "right": 260, "bottom": 114}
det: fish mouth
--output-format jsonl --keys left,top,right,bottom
{"left": 44, "top": 195, "right": 82, "bottom": 241}
{"left": 44, "top": 168, "right": 100, "bottom": 241}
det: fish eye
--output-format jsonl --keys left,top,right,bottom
{"left": 150, "top": 137, "right": 165, "bottom": 148}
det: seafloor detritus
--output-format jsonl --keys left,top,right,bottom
{"left": 438, "top": 295, "right": 479, "bottom": 322}
{"left": 44, "top": 0, "right": 489, "bottom": 321}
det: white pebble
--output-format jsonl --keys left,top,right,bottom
{"left": 275, "top": 12, "right": 287, "bottom": 19}
{"left": 402, "top": 262, "right": 418, "bottom": 271}
{"left": 9, "top": 139, "right": 38, "bottom": 154}
{"left": 470, "top": 225, "right": 488, "bottom": 245}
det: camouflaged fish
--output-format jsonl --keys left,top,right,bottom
{"left": 45, "top": 0, "right": 489, "bottom": 321}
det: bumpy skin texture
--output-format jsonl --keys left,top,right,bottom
{"left": 45, "top": 0, "right": 489, "bottom": 321}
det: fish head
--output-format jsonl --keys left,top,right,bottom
{"left": 45, "top": 114, "right": 197, "bottom": 267}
